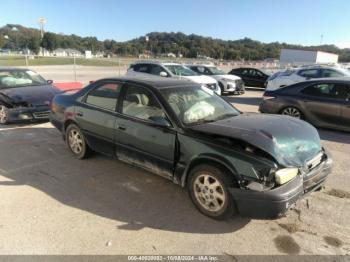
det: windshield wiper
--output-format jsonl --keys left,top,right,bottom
{"left": 188, "top": 119, "right": 217, "bottom": 126}
{"left": 215, "top": 113, "right": 238, "bottom": 121}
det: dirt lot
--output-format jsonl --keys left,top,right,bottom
{"left": 0, "top": 68, "right": 349, "bottom": 255}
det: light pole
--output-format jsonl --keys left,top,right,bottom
{"left": 38, "top": 18, "right": 47, "bottom": 56}
{"left": 38, "top": 18, "right": 47, "bottom": 39}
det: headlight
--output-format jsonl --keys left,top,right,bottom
{"left": 275, "top": 168, "right": 298, "bottom": 185}
{"left": 222, "top": 78, "right": 232, "bottom": 82}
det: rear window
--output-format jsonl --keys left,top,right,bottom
{"left": 298, "top": 69, "right": 319, "bottom": 78}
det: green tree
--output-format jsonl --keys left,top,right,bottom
{"left": 41, "top": 32, "right": 58, "bottom": 51}
{"left": 28, "top": 36, "right": 41, "bottom": 54}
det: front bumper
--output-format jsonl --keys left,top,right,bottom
{"left": 225, "top": 81, "right": 245, "bottom": 93}
{"left": 229, "top": 153, "right": 332, "bottom": 218}
{"left": 6, "top": 106, "right": 50, "bottom": 123}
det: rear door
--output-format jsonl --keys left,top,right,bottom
{"left": 114, "top": 83, "right": 176, "bottom": 179}
{"left": 339, "top": 84, "right": 350, "bottom": 129}
{"left": 75, "top": 81, "right": 122, "bottom": 155}
{"left": 301, "top": 82, "right": 346, "bottom": 128}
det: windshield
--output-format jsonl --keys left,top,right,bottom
{"left": 0, "top": 70, "right": 47, "bottom": 89}
{"left": 160, "top": 86, "right": 240, "bottom": 125}
{"left": 207, "top": 67, "right": 225, "bottom": 75}
{"left": 165, "top": 65, "right": 198, "bottom": 76}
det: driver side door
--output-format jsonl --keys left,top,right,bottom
{"left": 114, "top": 83, "right": 176, "bottom": 179}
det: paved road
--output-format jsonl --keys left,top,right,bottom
{"left": 0, "top": 88, "right": 349, "bottom": 255}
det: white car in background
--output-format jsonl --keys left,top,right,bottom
{"left": 187, "top": 64, "right": 245, "bottom": 95}
{"left": 127, "top": 61, "right": 221, "bottom": 95}
{"left": 266, "top": 65, "right": 350, "bottom": 91}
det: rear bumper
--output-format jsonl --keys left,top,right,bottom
{"left": 229, "top": 154, "right": 332, "bottom": 219}
{"left": 6, "top": 106, "right": 50, "bottom": 123}
{"left": 258, "top": 99, "right": 282, "bottom": 114}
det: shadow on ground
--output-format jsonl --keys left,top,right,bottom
{"left": 0, "top": 126, "right": 250, "bottom": 234}
{"left": 318, "top": 128, "right": 350, "bottom": 145}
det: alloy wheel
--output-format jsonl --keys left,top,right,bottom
{"left": 68, "top": 128, "right": 84, "bottom": 154}
{"left": 281, "top": 107, "right": 301, "bottom": 119}
{"left": 0, "top": 105, "right": 8, "bottom": 124}
{"left": 193, "top": 174, "right": 226, "bottom": 212}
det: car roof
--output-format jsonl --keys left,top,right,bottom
{"left": 98, "top": 75, "right": 198, "bottom": 89}
{"left": 187, "top": 64, "right": 215, "bottom": 67}
{"left": 304, "top": 77, "right": 350, "bottom": 83}
{"left": 131, "top": 61, "right": 180, "bottom": 66}
{"left": 0, "top": 67, "right": 31, "bottom": 72}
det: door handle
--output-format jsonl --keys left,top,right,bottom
{"left": 117, "top": 125, "right": 126, "bottom": 131}
{"left": 76, "top": 111, "right": 84, "bottom": 117}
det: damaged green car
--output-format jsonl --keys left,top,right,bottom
{"left": 50, "top": 76, "right": 333, "bottom": 220}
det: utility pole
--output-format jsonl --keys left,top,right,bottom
{"left": 38, "top": 18, "right": 47, "bottom": 56}
{"left": 38, "top": 18, "right": 47, "bottom": 39}
{"left": 320, "top": 34, "right": 324, "bottom": 45}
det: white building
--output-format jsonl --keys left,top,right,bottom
{"left": 53, "top": 48, "right": 82, "bottom": 57}
{"left": 280, "top": 48, "right": 338, "bottom": 66}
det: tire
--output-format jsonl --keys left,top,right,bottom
{"left": 65, "top": 123, "right": 90, "bottom": 159}
{"left": 280, "top": 106, "right": 303, "bottom": 119}
{"left": 188, "top": 164, "right": 238, "bottom": 220}
{"left": 0, "top": 104, "right": 9, "bottom": 124}
{"left": 218, "top": 82, "right": 225, "bottom": 96}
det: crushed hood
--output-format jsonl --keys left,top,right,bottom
{"left": 0, "top": 85, "right": 61, "bottom": 106}
{"left": 189, "top": 113, "right": 322, "bottom": 167}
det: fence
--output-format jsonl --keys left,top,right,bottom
{"left": 0, "top": 54, "right": 281, "bottom": 85}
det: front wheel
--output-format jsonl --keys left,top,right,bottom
{"left": 65, "top": 124, "right": 90, "bottom": 159}
{"left": 281, "top": 107, "right": 303, "bottom": 119}
{"left": 188, "top": 164, "right": 237, "bottom": 220}
{"left": 0, "top": 105, "right": 9, "bottom": 124}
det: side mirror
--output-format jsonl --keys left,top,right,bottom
{"left": 159, "top": 71, "right": 168, "bottom": 77}
{"left": 149, "top": 116, "right": 171, "bottom": 127}
{"left": 47, "top": 79, "right": 53, "bottom": 84}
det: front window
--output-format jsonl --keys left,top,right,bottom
{"left": 0, "top": 70, "right": 47, "bottom": 89}
{"left": 164, "top": 65, "right": 198, "bottom": 76}
{"left": 122, "top": 85, "right": 168, "bottom": 124}
{"left": 160, "top": 86, "right": 240, "bottom": 125}
{"left": 207, "top": 67, "right": 225, "bottom": 75}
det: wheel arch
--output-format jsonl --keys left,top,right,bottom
{"left": 181, "top": 154, "right": 240, "bottom": 188}
{"left": 64, "top": 119, "right": 79, "bottom": 133}
{"left": 279, "top": 104, "right": 305, "bottom": 119}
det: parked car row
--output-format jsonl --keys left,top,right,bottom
{"left": 127, "top": 61, "right": 246, "bottom": 96}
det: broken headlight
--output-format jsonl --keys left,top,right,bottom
{"left": 275, "top": 168, "right": 299, "bottom": 185}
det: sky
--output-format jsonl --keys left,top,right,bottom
{"left": 1, "top": 0, "right": 350, "bottom": 47}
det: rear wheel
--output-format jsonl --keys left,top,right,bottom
{"left": 188, "top": 164, "right": 237, "bottom": 220}
{"left": 65, "top": 124, "right": 90, "bottom": 159}
{"left": 281, "top": 107, "right": 302, "bottom": 119}
{"left": 0, "top": 105, "right": 9, "bottom": 124}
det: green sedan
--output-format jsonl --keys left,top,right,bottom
{"left": 50, "top": 76, "right": 332, "bottom": 220}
